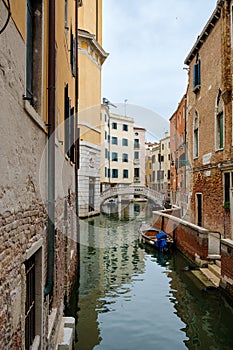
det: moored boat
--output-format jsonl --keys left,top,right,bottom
{"left": 138, "top": 222, "right": 173, "bottom": 253}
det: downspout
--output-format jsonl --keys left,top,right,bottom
{"left": 75, "top": 0, "right": 80, "bottom": 274}
{"left": 44, "top": 0, "right": 56, "bottom": 296}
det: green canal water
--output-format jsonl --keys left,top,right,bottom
{"left": 67, "top": 202, "right": 233, "bottom": 350}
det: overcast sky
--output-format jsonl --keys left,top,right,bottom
{"left": 102, "top": 0, "right": 217, "bottom": 127}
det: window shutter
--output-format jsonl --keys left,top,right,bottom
{"left": 72, "top": 36, "right": 76, "bottom": 77}
{"left": 197, "top": 60, "right": 201, "bottom": 86}
{"left": 70, "top": 32, "right": 76, "bottom": 77}
{"left": 64, "top": 85, "right": 70, "bottom": 157}
{"left": 193, "top": 60, "right": 201, "bottom": 90}
{"left": 219, "top": 112, "right": 223, "bottom": 149}
{"left": 193, "top": 63, "right": 198, "bottom": 88}
{"left": 69, "top": 107, "right": 75, "bottom": 163}
{"left": 26, "top": 0, "right": 34, "bottom": 100}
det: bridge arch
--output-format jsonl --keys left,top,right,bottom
{"left": 100, "top": 186, "right": 164, "bottom": 206}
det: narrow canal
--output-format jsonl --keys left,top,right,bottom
{"left": 68, "top": 202, "right": 233, "bottom": 350}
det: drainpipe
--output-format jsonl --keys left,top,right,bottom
{"left": 75, "top": 0, "right": 80, "bottom": 277}
{"left": 44, "top": 0, "right": 56, "bottom": 296}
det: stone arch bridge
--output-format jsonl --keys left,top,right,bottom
{"left": 100, "top": 186, "right": 164, "bottom": 206}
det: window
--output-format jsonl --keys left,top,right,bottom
{"left": 193, "top": 112, "right": 199, "bottom": 158}
{"left": 112, "top": 152, "right": 118, "bottom": 161}
{"left": 122, "top": 153, "right": 128, "bottom": 162}
{"left": 25, "top": 254, "right": 36, "bottom": 349}
{"left": 224, "top": 172, "right": 230, "bottom": 204}
{"left": 158, "top": 154, "right": 164, "bottom": 162}
{"left": 134, "top": 139, "right": 140, "bottom": 149}
{"left": 123, "top": 124, "right": 128, "bottom": 131}
{"left": 64, "top": 0, "right": 69, "bottom": 39}
{"left": 193, "top": 57, "right": 201, "bottom": 92}
{"left": 24, "top": 245, "right": 43, "bottom": 350}
{"left": 196, "top": 193, "right": 202, "bottom": 226}
{"left": 152, "top": 155, "right": 155, "bottom": 164}
{"left": 162, "top": 144, "right": 164, "bottom": 150}
{"left": 217, "top": 112, "right": 224, "bottom": 149}
{"left": 105, "top": 167, "right": 107, "bottom": 177}
{"left": 157, "top": 170, "right": 164, "bottom": 180}
{"left": 123, "top": 169, "right": 128, "bottom": 178}
{"left": 167, "top": 170, "right": 170, "bottom": 180}
{"left": 134, "top": 152, "right": 139, "bottom": 160}
{"left": 64, "top": 85, "right": 75, "bottom": 163}
{"left": 112, "top": 169, "right": 118, "bottom": 178}
{"left": 134, "top": 168, "right": 140, "bottom": 178}
{"left": 122, "top": 138, "right": 128, "bottom": 146}
{"left": 64, "top": 84, "right": 70, "bottom": 157}
{"left": 179, "top": 153, "right": 186, "bottom": 168}
{"left": 112, "top": 137, "right": 118, "bottom": 145}
{"left": 105, "top": 131, "right": 107, "bottom": 140}
{"left": 216, "top": 90, "right": 224, "bottom": 150}
{"left": 112, "top": 122, "right": 117, "bottom": 129}
{"left": 152, "top": 171, "right": 155, "bottom": 182}
{"left": 26, "top": 0, "right": 43, "bottom": 111}
{"left": 69, "top": 107, "right": 75, "bottom": 163}
{"left": 105, "top": 148, "right": 108, "bottom": 159}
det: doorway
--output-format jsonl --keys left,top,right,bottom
{"left": 89, "top": 177, "right": 95, "bottom": 212}
{"left": 196, "top": 193, "right": 202, "bottom": 227}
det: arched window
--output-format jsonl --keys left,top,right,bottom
{"left": 215, "top": 89, "right": 224, "bottom": 150}
{"left": 193, "top": 111, "right": 199, "bottom": 158}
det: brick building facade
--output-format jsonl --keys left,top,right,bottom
{"left": 185, "top": 0, "right": 232, "bottom": 238}
{"left": 183, "top": 0, "right": 233, "bottom": 296}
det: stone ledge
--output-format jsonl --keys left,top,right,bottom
{"left": 57, "top": 317, "right": 75, "bottom": 350}
{"left": 221, "top": 238, "right": 233, "bottom": 249}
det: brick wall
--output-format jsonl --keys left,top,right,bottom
{"left": 221, "top": 239, "right": 233, "bottom": 296}
{"left": 0, "top": 202, "right": 47, "bottom": 349}
{"left": 153, "top": 211, "right": 209, "bottom": 264}
{"left": 185, "top": 4, "right": 233, "bottom": 237}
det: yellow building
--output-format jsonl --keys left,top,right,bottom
{"left": 78, "top": 0, "right": 108, "bottom": 217}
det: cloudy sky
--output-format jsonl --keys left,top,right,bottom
{"left": 102, "top": 0, "right": 217, "bottom": 128}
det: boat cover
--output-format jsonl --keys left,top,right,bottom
{"left": 156, "top": 232, "right": 167, "bottom": 240}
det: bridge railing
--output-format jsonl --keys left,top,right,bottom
{"left": 100, "top": 185, "right": 165, "bottom": 205}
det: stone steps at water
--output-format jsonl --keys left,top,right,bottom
{"left": 208, "top": 263, "right": 221, "bottom": 278}
{"left": 199, "top": 265, "right": 220, "bottom": 288}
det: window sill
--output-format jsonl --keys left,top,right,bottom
{"left": 24, "top": 100, "right": 46, "bottom": 132}
{"left": 215, "top": 147, "right": 224, "bottom": 152}
{"left": 193, "top": 85, "right": 201, "bottom": 94}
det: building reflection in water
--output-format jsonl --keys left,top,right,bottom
{"left": 164, "top": 252, "right": 233, "bottom": 350}
{"left": 75, "top": 202, "right": 149, "bottom": 349}
{"left": 73, "top": 201, "right": 233, "bottom": 350}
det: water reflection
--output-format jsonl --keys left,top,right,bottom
{"left": 70, "top": 202, "right": 233, "bottom": 350}
{"left": 167, "top": 252, "right": 233, "bottom": 350}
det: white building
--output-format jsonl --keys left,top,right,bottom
{"left": 100, "top": 107, "right": 135, "bottom": 192}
